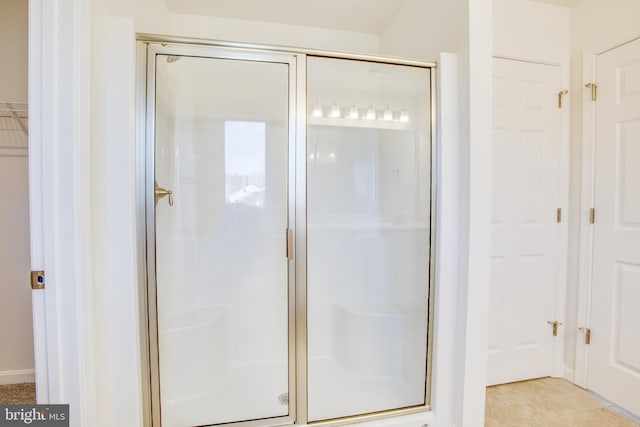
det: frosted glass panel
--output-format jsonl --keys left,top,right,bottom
{"left": 306, "top": 57, "right": 431, "bottom": 422}
{"left": 154, "top": 55, "right": 290, "bottom": 427}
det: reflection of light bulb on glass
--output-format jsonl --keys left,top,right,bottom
{"left": 329, "top": 103, "right": 341, "bottom": 118}
{"left": 348, "top": 105, "right": 359, "bottom": 119}
{"left": 399, "top": 109, "right": 409, "bottom": 123}
{"left": 312, "top": 102, "right": 323, "bottom": 117}
{"left": 309, "top": 153, "right": 316, "bottom": 160}
{"left": 366, "top": 106, "right": 376, "bottom": 120}
{"left": 383, "top": 108, "right": 393, "bottom": 121}
{"left": 329, "top": 153, "right": 336, "bottom": 159}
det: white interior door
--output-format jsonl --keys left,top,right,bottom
{"left": 588, "top": 37, "right": 640, "bottom": 416}
{"left": 487, "top": 58, "right": 561, "bottom": 385}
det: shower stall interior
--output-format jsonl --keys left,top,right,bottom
{"left": 141, "top": 37, "right": 435, "bottom": 427}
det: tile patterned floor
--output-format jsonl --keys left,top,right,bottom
{"left": 0, "top": 382, "right": 36, "bottom": 404}
{"left": 485, "top": 377, "right": 640, "bottom": 427}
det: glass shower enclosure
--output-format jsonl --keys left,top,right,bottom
{"left": 141, "top": 38, "right": 435, "bottom": 427}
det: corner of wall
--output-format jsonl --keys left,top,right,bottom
{"left": 493, "top": 0, "right": 570, "bottom": 63}
{"left": 379, "top": 0, "right": 464, "bottom": 61}
{"left": 431, "top": 52, "right": 460, "bottom": 427}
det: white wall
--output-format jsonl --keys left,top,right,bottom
{"left": 380, "top": 0, "right": 465, "bottom": 60}
{"left": 0, "top": 0, "right": 34, "bottom": 385}
{"left": 571, "top": 0, "right": 640, "bottom": 55}
{"left": 169, "top": 14, "right": 380, "bottom": 54}
{"left": 493, "top": 0, "right": 569, "bottom": 63}
{"left": 26, "top": 0, "right": 170, "bottom": 422}
{"left": 459, "top": 1, "right": 493, "bottom": 424}
{"left": 568, "top": 0, "right": 640, "bottom": 383}
{"left": 89, "top": 1, "right": 168, "bottom": 424}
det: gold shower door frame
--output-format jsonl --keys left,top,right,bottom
{"left": 137, "top": 35, "right": 437, "bottom": 427}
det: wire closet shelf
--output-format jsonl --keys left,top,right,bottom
{"left": 0, "top": 102, "right": 28, "bottom": 150}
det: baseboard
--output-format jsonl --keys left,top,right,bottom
{"left": 0, "top": 369, "right": 35, "bottom": 385}
{"left": 587, "top": 389, "right": 640, "bottom": 422}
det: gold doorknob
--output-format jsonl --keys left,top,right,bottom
{"left": 155, "top": 185, "right": 173, "bottom": 207}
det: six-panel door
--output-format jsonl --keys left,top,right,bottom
{"left": 589, "top": 37, "right": 640, "bottom": 417}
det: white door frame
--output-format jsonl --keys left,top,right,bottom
{"left": 574, "top": 51, "right": 597, "bottom": 388}
{"left": 490, "top": 55, "right": 571, "bottom": 381}
{"left": 574, "top": 35, "right": 640, "bottom": 388}
{"left": 28, "top": 0, "right": 96, "bottom": 425}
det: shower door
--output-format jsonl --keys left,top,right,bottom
{"left": 148, "top": 46, "right": 296, "bottom": 427}
{"left": 144, "top": 39, "right": 436, "bottom": 427}
{"left": 306, "top": 57, "right": 432, "bottom": 422}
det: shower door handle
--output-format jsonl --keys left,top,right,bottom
{"left": 286, "top": 228, "right": 294, "bottom": 260}
{"left": 155, "top": 185, "right": 174, "bottom": 207}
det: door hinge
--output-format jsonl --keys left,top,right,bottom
{"left": 547, "top": 320, "right": 562, "bottom": 336}
{"left": 558, "top": 90, "right": 568, "bottom": 108}
{"left": 286, "top": 228, "right": 294, "bottom": 260}
{"left": 30, "top": 270, "right": 45, "bottom": 290}
{"left": 585, "top": 82, "right": 597, "bottom": 101}
{"left": 589, "top": 208, "right": 595, "bottom": 224}
{"left": 557, "top": 208, "right": 562, "bottom": 223}
{"left": 579, "top": 327, "right": 591, "bottom": 344}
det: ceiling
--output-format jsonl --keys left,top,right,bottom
{"left": 165, "top": 0, "right": 410, "bottom": 34}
